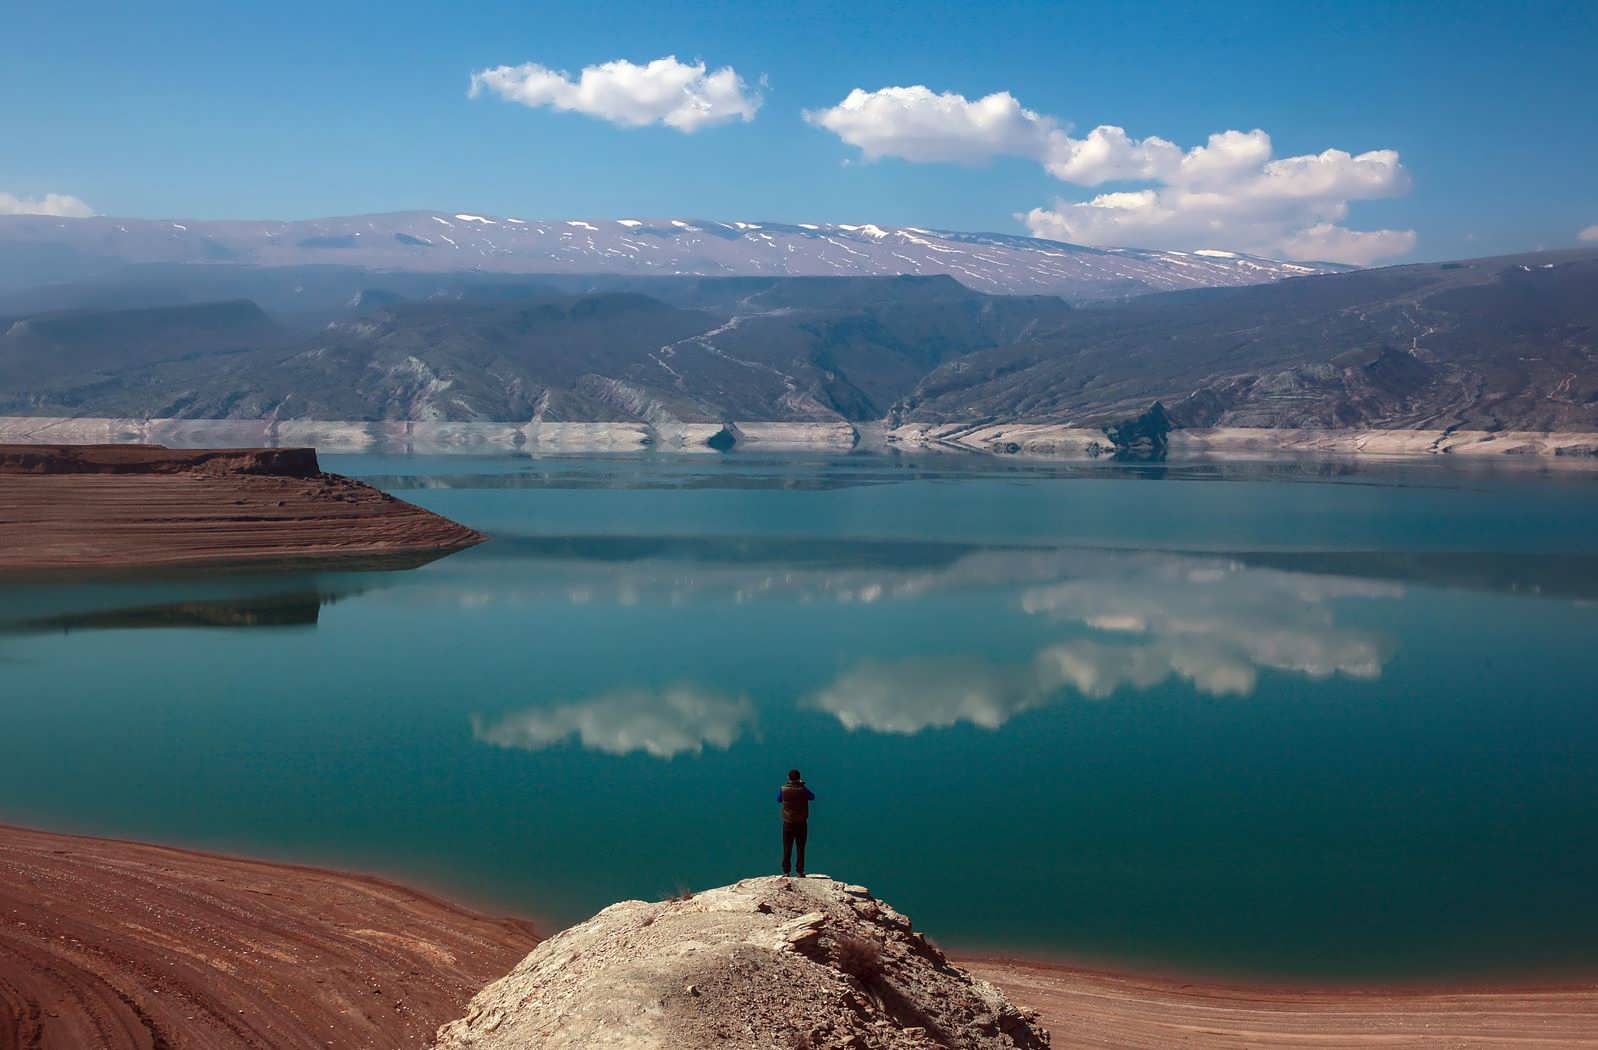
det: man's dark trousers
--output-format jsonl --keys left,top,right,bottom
{"left": 782, "top": 821, "right": 808, "bottom": 875}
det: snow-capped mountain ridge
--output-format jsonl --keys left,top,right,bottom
{"left": 0, "top": 210, "right": 1342, "bottom": 300}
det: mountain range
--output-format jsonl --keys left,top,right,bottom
{"left": 0, "top": 211, "right": 1336, "bottom": 302}
{"left": 0, "top": 242, "right": 1593, "bottom": 438}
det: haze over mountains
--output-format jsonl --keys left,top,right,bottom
{"left": 0, "top": 211, "right": 1336, "bottom": 302}
{"left": 1, "top": 224, "right": 1593, "bottom": 440}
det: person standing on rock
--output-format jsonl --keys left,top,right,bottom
{"left": 778, "top": 769, "right": 815, "bottom": 877}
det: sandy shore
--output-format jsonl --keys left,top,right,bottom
{"left": 0, "top": 824, "right": 537, "bottom": 1049}
{"left": 963, "top": 957, "right": 1598, "bottom": 1048}
{"left": 4, "top": 825, "right": 1597, "bottom": 1048}
{"left": 0, "top": 444, "right": 483, "bottom": 573}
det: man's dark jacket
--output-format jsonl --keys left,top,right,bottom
{"left": 778, "top": 780, "right": 815, "bottom": 824}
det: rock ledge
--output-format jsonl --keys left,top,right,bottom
{"left": 434, "top": 876, "right": 1049, "bottom": 1049}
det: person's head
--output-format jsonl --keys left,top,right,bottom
{"left": 788, "top": 768, "right": 802, "bottom": 782}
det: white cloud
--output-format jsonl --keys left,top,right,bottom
{"left": 472, "top": 685, "right": 753, "bottom": 759}
{"left": 1025, "top": 140, "right": 1414, "bottom": 265}
{"left": 0, "top": 191, "right": 94, "bottom": 218}
{"left": 808, "top": 84, "right": 1414, "bottom": 265}
{"left": 469, "top": 55, "right": 761, "bottom": 132}
{"left": 1279, "top": 223, "right": 1417, "bottom": 267}
{"left": 1580, "top": 225, "right": 1598, "bottom": 243}
{"left": 802, "top": 86, "right": 1056, "bottom": 164}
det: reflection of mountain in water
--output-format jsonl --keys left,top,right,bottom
{"left": 478, "top": 534, "right": 986, "bottom": 570}
{"left": 1234, "top": 550, "right": 1598, "bottom": 603}
{"left": 361, "top": 456, "right": 1384, "bottom": 495}
{"left": 463, "top": 533, "right": 1598, "bottom": 604}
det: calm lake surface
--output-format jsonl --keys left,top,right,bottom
{"left": 4, "top": 452, "right": 1598, "bottom": 981}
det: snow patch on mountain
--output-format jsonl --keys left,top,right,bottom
{"left": 0, "top": 211, "right": 1348, "bottom": 300}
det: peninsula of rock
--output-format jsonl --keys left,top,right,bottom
{"left": 0, "top": 443, "right": 484, "bottom": 572}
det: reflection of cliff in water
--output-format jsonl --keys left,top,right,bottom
{"left": 0, "top": 575, "right": 375, "bottom": 636}
{"left": 359, "top": 455, "right": 1384, "bottom": 494}
{"left": 476, "top": 534, "right": 986, "bottom": 570}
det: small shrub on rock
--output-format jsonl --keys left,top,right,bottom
{"left": 834, "top": 934, "right": 883, "bottom": 982}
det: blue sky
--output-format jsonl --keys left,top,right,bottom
{"left": 2, "top": 0, "right": 1594, "bottom": 263}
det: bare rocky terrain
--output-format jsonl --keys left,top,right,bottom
{"left": 4, "top": 828, "right": 1596, "bottom": 1049}
{"left": 896, "top": 250, "right": 1598, "bottom": 432}
{"left": 0, "top": 443, "right": 483, "bottom": 572}
{"left": 0, "top": 249, "right": 1592, "bottom": 443}
{"left": 0, "top": 228, "right": 1593, "bottom": 448}
{"left": 433, "top": 875, "right": 1050, "bottom": 1050}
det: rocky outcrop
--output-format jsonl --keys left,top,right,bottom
{"left": 0, "top": 443, "right": 484, "bottom": 572}
{"left": 433, "top": 876, "right": 1050, "bottom": 1050}
{"left": 0, "top": 442, "right": 320, "bottom": 477}
{"left": 1097, "top": 402, "right": 1174, "bottom": 461}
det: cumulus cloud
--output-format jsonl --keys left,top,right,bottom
{"left": 1023, "top": 140, "right": 1415, "bottom": 265}
{"left": 1278, "top": 222, "right": 1417, "bottom": 266}
{"left": 0, "top": 191, "right": 94, "bottom": 217}
{"left": 472, "top": 685, "right": 753, "bottom": 759}
{"left": 469, "top": 55, "right": 761, "bottom": 132}
{"left": 802, "top": 86, "right": 1056, "bottom": 164}
{"left": 1580, "top": 225, "right": 1598, "bottom": 243}
{"left": 807, "top": 84, "right": 1414, "bottom": 264}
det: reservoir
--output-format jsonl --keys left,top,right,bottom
{"left": 4, "top": 452, "right": 1597, "bottom": 981}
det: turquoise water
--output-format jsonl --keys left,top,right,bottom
{"left": 4, "top": 453, "right": 1598, "bottom": 981}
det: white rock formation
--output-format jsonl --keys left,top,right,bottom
{"left": 433, "top": 876, "right": 1050, "bottom": 1049}
{"left": 5, "top": 416, "right": 1594, "bottom": 459}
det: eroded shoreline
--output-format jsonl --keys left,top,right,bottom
{"left": 0, "top": 443, "right": 484, "bottom": 573}
{"left": 3, "top": 824, "right": 1596, "bottom": 1048}
{"left": 2, "top": 415, "right": 1596, "bottom": 459}
{"left": 0, "top": 823, "right": 538, "bottom": 1050}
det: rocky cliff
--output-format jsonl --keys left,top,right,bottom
{"left": 433, "top": 876, "right": 1050, "bottom": 1050}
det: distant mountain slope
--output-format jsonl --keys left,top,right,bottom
{"left": 0, "top": 211, "right": 1338, "bottom": 301}
{"left": 0, "top": 300, "right": 280, "bottom": 413}
{"left": 0, "top": 252, "right": 1591, "bottom": 435}
{"left": 896, "top": 249, "right": 1598, "bottom": 431}
{"left": 0, "top": 275, "right": 1072, "bottom": 423}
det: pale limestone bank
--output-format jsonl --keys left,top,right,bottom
{"left": 2, "top": 416, "right": 1596, "bottom": 459}
{"left": 433, "top": 875, "right": 1050, "bottom": 1050}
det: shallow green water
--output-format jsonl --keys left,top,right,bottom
{"left": 4, "top": 452, "right": 1598, "bottom": 981}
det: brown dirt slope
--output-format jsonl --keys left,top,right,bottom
{"left": 965, "top": 957, "right": 1598, "bottom": 1049}
{"left": 0, "top": 444, "right": 483, "bottom": 572}
{"left": 0, "top": 825, "right": 538, "bottom": 1050}
{"left": 4, "top": 822, "right": 1594, "bottom": 1049}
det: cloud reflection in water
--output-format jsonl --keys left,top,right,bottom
{"left": 813, "top": 554, "right": 1394, "bottom": 735}
{"left": 465, "top": 546, "right": 1400, "bottom": 753}
{"left": 473, "top": 686, "right": 754, "bottom": 759}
